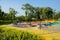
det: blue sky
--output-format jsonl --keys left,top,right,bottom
{"left": 0, "top": 0, "right": 60, "bottom": 16}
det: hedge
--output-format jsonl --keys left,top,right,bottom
{"left": 0, "top": 20, "right": 13, "bottom": 25}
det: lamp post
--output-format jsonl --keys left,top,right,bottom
{"left": 39, "top": 14, "right": 43, "bottom": 29}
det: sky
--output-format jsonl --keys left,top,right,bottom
{"left": 0, "top": 0, "right": 60, "bottom": 16}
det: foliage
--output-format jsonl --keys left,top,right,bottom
{"left": 0, "top": 20, "right": 12, "bottom": 25}
{"left": 22, "top": 3, "right": 35, "bottom": 21}
{"left": 54, "top": 12, "right": 60, "bottom": 19}
{"left": 0, "top": 26, "right": 45, "bottom": 40}
{"left": 0, "top": 4, "right": 60, "bottom": 24}
{"left": 16, "top": 16, "right": 25, "bottom": 22}
{"left": 9, "top": 8, "right": 17, "bottom": 20}
{"left": 22, "top": 3, "right": 54, "bottom": 21}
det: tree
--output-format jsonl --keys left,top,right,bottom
{"left": 25, "top": 11, "right": 28, "bottom": 21}
{"left": 9, "top": 8, "right": 17, "bottom": 20}
{"left": 22, "top": 3, "right": 36, "bottom": 26}
{"left": 2, "top": 12, "right": 6, "bottom": 20}
{"left": 44, "top": 7, "right": 53, "bottom": 19}
{"left": 0, "top": 6, "right": 6, "bottom": 20}
{"left": 34, "top": 7, "right": 43, "bottom": 20}
{"left": 22, "top": 4, "right": 54, "bottom": 21}
{"left": 9, "top": 8, "right": 17, "bottom": 23}
{"left": 54, "top": 12, "right": 60, "bottom": 19}
{"left": 0, "top": 6, "right": 2, "bottom": 19}
{"left": 22, "top": 3, "right": 35, "bottom": 21}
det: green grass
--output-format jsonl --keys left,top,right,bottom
{"left": 0, "top": 25, "right": 45, "bottom": 40}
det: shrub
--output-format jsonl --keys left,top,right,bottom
{"left": 0, "top": 20, "right": 12, "bottom": 25}
{"left": 0, "top": 26, "right": 45, "bottom": 40}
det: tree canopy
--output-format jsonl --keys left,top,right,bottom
{"left": 0, "top": 3, "right": 60, "bottom": 24}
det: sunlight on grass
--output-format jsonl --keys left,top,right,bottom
{"left": 0, "top": 25, "right": 60, "bottom": 40}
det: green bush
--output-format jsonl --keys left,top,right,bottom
{"left": 0, "top": 20, "right": 12, "bottom": 25}
{"left": 0, "top": 26, "right": 45, "bottom": 40}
